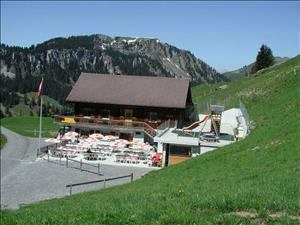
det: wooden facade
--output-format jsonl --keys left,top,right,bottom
{"left": 64, "top": 73, "right": 194, "bottom": 130}
{"left": 74, "top": 103, "right": 189, "bottom": 128}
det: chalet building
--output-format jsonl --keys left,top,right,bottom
{"left": 55, "top": 73, "right": 194, "bottom": 143}
{"left": 54, "top": 73, "right": 249, "bottom": 167}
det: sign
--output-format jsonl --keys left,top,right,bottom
{"left": 61, "top": 117, "right": 76, "bottom": 124}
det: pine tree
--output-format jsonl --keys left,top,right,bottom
{"left": 252, "top": 44, "right": 275, "bottom": 73}
{"left": 5, "top": 106, "right": 11, "bottom": 117}
{"left": 30, "top": 97, "right": 36, "bottom": 107}
{"left": 24, "top": 94, "right": 28, "bottom": 105}
{"left": 0, "top": 108, "right": 4, "bottom": 118}
{"left": 47, "top": 102, "right": 51, "bottom": 115}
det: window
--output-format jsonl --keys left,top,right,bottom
{"left": 125, "top": 109, "right": 133, "bottom": 119}
{"left": 166, "top": 114, "right": 174, "bottom": 120}
{"left": 83, "top": 107, "right": 94, "bottom": 116}
{"left": 102, "top": 110, "right": 110, "bottom": 118}
{"left": 149, "top": 112, "right": 158, "bottom": 122}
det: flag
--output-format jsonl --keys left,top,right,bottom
{"left": 37, "top": 78, "right": 43, "bottom": 97}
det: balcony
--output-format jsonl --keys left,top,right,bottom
{"left": 53, "top": 115, "right": 159, "bottom": 137}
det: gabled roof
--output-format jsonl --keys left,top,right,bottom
{"left": 66, "top": 73, "right": 191, "bottom": 109}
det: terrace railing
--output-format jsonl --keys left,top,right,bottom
{"left": 54, "top": 115, "right": 158, "bottom": 137}
{"left": 156, "top": 119, "right": 177, "bottom": 136}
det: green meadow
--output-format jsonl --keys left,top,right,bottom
{"left": 1, "top": 56, "right": 300, "bottom": 224}
{"left": 1, "top": 116, "right": 60, "bottom": 138}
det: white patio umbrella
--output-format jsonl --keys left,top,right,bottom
{"left": 62, "top": 131, "right": 79, "bottom": 140}
{"left": 89, "top": 133, "right": 104, "bottom": 139}
{"left": 45, "top": 138, "right": 61, "bottom": 144}
{"left": 116, "top": 139, "right": 129, "bottom": 144}
{"left": 104, "top": 135, "right": 118, "bottom": 141}
{"left": 78, "top": 141, "right": 92, "bottom": 149}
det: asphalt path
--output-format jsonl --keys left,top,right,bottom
{"left": 1, "top": 126, "right": 47, "bottom": 179}
{"left": 0, "top": 127, "right": 154, "bottom": 209}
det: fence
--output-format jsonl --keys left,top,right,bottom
{"left": 66, "top": 173, "right": 134, "bottom": 195}
{"left": 239, "top": 100, "right": 250, "bottom": 134}
{"left": 46, "top": 150, "right": 102, "bottom": 175}
{"left": 194, "top": 99, "right": 226, "bottom": 115}
{"left": 37, "top": 143, "right": 59, "bottom": 158}
{"left": 157, "top": 119, "right": 177, "bottom": 136}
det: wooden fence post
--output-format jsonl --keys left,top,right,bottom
{"left": 131, "top": 173, "right": 133, "bottom": 182}
{"left": 80, "top": 159, "right": 82, "bottom": 171}
{"left": 98, "top": 163, "right": 100, "bottom": 175}
{"left": 66, "top": 156, "right": 68, "bottom": 168}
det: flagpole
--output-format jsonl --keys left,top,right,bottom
{"left": 38, "top": 94, "right": 42, "bottom": 156}
{"left": 38, "top": 78, "right": 43, "bottom": 157}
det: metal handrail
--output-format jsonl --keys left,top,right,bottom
{"left": 37, "top": 143, "right": 60, "bottom": 157}
{"left": 47, "top": 151, "right": 101, "bottom": 175}
{"left": 66, "top": 173, "right": 134, "bottom": 195}
{"left": 67, "top": 158, "right": 99, "bottom": 168}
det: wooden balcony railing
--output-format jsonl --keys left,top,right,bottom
{"left": 53, "top": 115, "right": 158, "bottom": 137}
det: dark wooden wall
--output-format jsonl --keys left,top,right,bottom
{"left": 74, "top": 103, "right": 185, "bottom": 121}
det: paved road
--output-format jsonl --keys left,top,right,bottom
{"left": 0, "top": 127, "right": 48, "bottom": 179}
{"left": 0, "top": 127, "right": 155, "bottom": 209}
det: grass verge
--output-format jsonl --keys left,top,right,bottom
{"left": 0, "top": 134, "right": 7, "bottom": 150}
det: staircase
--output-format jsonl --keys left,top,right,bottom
{"left": 144, "top": 125, "right": 157, "bottom": 139}
{"left": 211, "top": 118, "right": 221, "bottom": 136}
{"left": 210, "top": 104, "right": 224, "bottom": 136}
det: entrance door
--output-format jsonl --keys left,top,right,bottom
{"left": 124, "top": 109, "right": 133, "bottom": 119}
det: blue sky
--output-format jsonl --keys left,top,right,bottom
{"left": 1, "top": 1, "right": 299, "bottom": 71}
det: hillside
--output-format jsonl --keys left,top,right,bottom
{"left": 0, "top": 34, "right": 226, "bottom": 116}
{"left": 2, "top": 56, "right": 300, "bottom": 224}
{"left": 0, "top": 92, "right": 63, "bottom": 117}
{"left": 223, "top": 56, "right": 289, "bottom": 81}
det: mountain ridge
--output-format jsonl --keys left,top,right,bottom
{"left": 0, "top": 34, "right": 226, "bottom": 116}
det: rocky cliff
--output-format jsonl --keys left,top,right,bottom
{"left": 1, "top": 34, "right": 225, "bottom": 109}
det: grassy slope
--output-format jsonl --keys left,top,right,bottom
{"left": 1, "top": 56, "right": 300, "bottom": 224}
{"left": 11, "top": 93, "right": 63, "bottom": 117}
{"left": 26, "top": 92, "right": 63, "bottom": 110}
{"left": 11, "top": 103, "right": 32, "bottom": 116}
{"left": 0, "top": 134, "right": 7, "bottom": 150}
{"left": 223, "top": 57, "right": 289, "bottom": 81}
{"left": 1, "top": 116, "right": 60, "bottom": 138}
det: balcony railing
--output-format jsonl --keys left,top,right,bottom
{"left": 53, "top": 115, "right": 158, "bottom": 137}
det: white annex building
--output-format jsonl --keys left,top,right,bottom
{"left": 154, "top": 104, "right": 250, "bottom": 166}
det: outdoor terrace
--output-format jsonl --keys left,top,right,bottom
{"left": 53, "top": 115, "right": 161, "bottom": 137}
